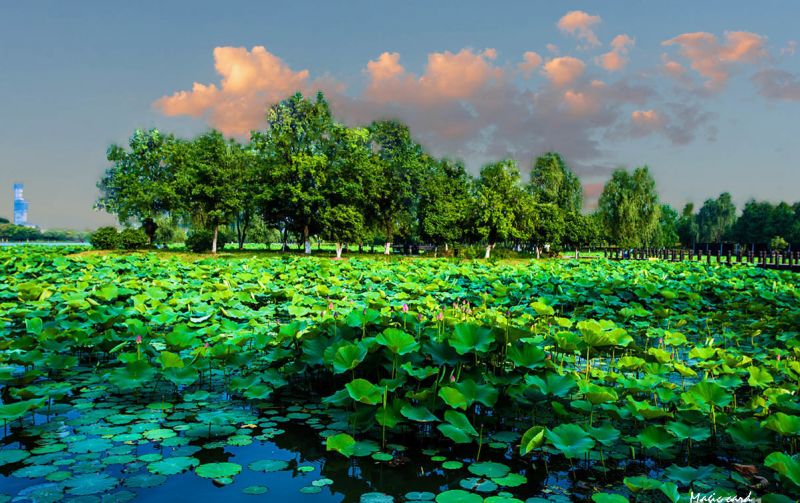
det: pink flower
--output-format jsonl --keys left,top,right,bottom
{"left": 135, "top": 335, "right": 142, "bottom": 344}
{"left": 658, "top": 338, "right": 663, "bottom": 345}
{"left": 777, "top": 354, "right": 781, "bottom": 361}
{"left": 328, "top": 302, "right": 334, "bottom": 311}
{"left": 402, "top": 304, "right": 409, "bottom": 313}
{"left": 437, "top": 312, "right": 444, "bottom": 321}
{"left": 417, "top": 313, "right": 423, "bottom": 322}
{"left": 449, "top": 375, "right": 456, "bottom": 382}
{"left": 204, "top": 342, "right": 209, "bottom": 348}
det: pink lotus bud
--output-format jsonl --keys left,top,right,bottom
{"left": 402, "top": 304, "right": 409, "bottom": 313}
{"left": 449, "top": 375, "right": 456, "bottom": 382}
{"left": 204, "top": 342, "right": 209, "bottom": 348}
{"left": 417, "top": 313, "right": 423, "bottom": 322}
{"left": 777, "top": 354, "right": 781, "bottom": 361}
{"left": 546, "top": 353, "right": 552, "bottom": 360}
{"left": 658, "top": 338, "right": 663, "bottom": 345}
{"left": 437, "top": 312, "right": 444, "bottom": 321}
{"left": 328, "top": 302, "right": 334, "bottom": 311}
{"left": 135, "top": 335, "right": 142, "bottom": 344}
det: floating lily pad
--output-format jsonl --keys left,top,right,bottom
{"left": 147, "top": 456, "right": 200, "bottom": 475}
{"left": 435, "top": 489, "right": 483, "bottom": 503}
{"left": 65, "top": 473, "right": 119, "bottom": 496}
{"left": 195, "top": 462, "right": 242, "bottom": 479}
{"left": 468, "top": 461, "right": 510, "bottom": 478}
{"left": 248, "top": 459, "right": 290, "bottom": 473}
{"left": 243, "top": 485, "right": 269, "bottom": 495}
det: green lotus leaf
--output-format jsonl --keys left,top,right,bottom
{"left": 195, "top": 462, "right": 242, "bottom": 479}
{"left": 147, "top": 456, "right": 199, "bottom": 475}
{"left": 519, "top": 426, "right": 546, "bottom": 456}
{"left": 326, "top": 433, "right": 356, "bottom": 458}
{"left": 546, "top": 424, "right": 595, "bottom": 459}
{"left": 345, "top": 378, "right": 382, "bottom": 405}
{"left": 376, "top": 328, "right": 419, "bottom": 355}
{"left": 448, "top": 323, "right": 493, "bottom": 355}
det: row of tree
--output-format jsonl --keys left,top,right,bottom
{"left": 97, "top": 91, "right": 799, "bottom": 256}
{"left": 0, "top": 219, "right": 89, "bottom": 243}
{"left": 98, "top": 92, "right": 599, "bottom": 257}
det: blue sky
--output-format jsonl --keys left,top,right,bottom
{"left": 2, "top": 1, "right": 799, "bottom": 228}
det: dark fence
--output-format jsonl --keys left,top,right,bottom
{"left": 601, "top": 247, "right": 800, "bottom": 271}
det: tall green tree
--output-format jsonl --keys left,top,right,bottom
{"left": 365, "top": 120, "right": 425, "bottom": 254}
{"left": 97, "top": 129, "right": 181, "bottom": 244}
{"left": 653, "top": 204, "right": 679, "bottom": 247}
{"left": 528, "top": 152, "right": 583, "bottom": 214}
{"left": 677, "top": 203, "right": 699, "bottom": 248}
{"left": 472, "top": 160, "right": 529, "bottom": 259}
{"left": 252, "top": 92, "right": 333, "bottom": 254}
{"left": 417, "top": 159, "right": 473, "bottom": 250}
{"left": 697, "top": 192, "right": 736, "bottom": 244}
{"left": 597, "top": 166, "right": 661, "bottom": 247}
{"left": 176, "top": 131, "right": 243, "bottom": 253}
{"left": 523, "top": 203, "right": 565, "bottom": 258}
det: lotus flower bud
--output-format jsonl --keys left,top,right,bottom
{"left": 437, "top": 312, "right": 444, "bottom": 321}
{"left": 402, "top": 304, "right": 409, "bottom": 313}
{"left": 135, "top": 335, "right": 142, "bottom": 344}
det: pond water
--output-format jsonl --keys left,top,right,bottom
{"left": 0, "top": 371, "right": 574, "bottom": 503}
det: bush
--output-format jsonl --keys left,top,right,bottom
{"left": 90, "top": 227, "right": 120, "bottom": 250}
{"left": 119, "top": 228, "right": 150, "bottom": 250}
{"left": 185, "top": 229, "right": 228, "bottom": 253}
{"left": 770, "top": 236, "right": 789, "bottom": 252}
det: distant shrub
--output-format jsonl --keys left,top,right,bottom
{"left": 90, "top": 227, "right": 120, "bottom": 250}
{"left": 185, "top": 229, "right": 228, "bottom": 253}
{"left": 119, "top": 228, "right": 150, "bottom": 250}
{"left": 770, "top": 236, "right": 788, "bottom": 251}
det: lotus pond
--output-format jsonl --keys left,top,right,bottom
{"left": 0, "top": 247, "right": 799, "bottom": 502}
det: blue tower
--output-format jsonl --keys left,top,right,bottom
{"left": 13, "top": 183, "right": 29, "bottom": 226}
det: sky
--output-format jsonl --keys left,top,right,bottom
{"left": 2, "top": 1, "right": 800, "bottom": 229}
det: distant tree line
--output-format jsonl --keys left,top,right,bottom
{"left": 96, "top": 91, "right": 800, "bottom": 256}
{"left": 0, "top": 218, "right": 89, "bottom": 243}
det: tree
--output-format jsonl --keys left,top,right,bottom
{"left": 524, "top": 203, "right": 565, "bottom": 258}
{"left": 563, "top": 212, "right": 601, "bottom": 248}
{"left": 677, "top": 203, "right": 699, "bottom": 248}
{"left": 232, "top": 146, "right": 260, "bottom": 249}
{"left": 176, "top": 131, "right": 243, "bottom": 253}
{"left": 733, "top": 200, "right": 772, "bottom": 245}
{"left": 528, "top": 152, "right": 583, "bottom": 214}
{"left": 597, "top": 166, "right": 660, "bottom": 247}
{"left": 252, "top": 92, "right": 334, "bottom": 254}
{"left": 697, "top": 192, "right": 736, "bottom": 244}
{"left": 320, "top": 205, "right": 364, "bottom": 258}
{"left": 417, "top": 159, "right": 473, "bottom": 250}
{"left": 472, "top": 160, "right": 529, "bottom": 259}
{"left": 365, "top": 120, "right": 425, "bottom": 255}
{"left": 653, "top": 204, "right": 679, "bottom": 248}
{"left": 97, "top": 129, "right": 181, "bottom": 244}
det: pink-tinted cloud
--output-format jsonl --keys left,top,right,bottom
{"left": 155, "top": 44, "right": 712, "bottom": 185}
{"left": 155, "top": 46, "right": 315, "bottom": 135}
{"left": 364, "top": 48, "right": 504, "bottom": 104}
{"left": 557, "top": 10, "right": 602, "bottom": 48}
{"left": 597, "top": 34, "right": 635, "bottom": 71}
{"left": 661, "top": 31, "right": 768, "bottom": 91}
{"left": 543, "top": 57, "right": 586, "bottom": 87}
{"left": 518, "top": 51, "right": 543, "bottom": 78}
{"left": 780, "top": 41, "right": 797, "bottom": 56}
{"left": 752, "top": 69, "right": 800, "bottom": 101}
{"left": 631, "top": 109, "right": 666, "bottom": 130}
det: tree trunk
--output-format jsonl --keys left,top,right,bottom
{"left": 304, "top": 225, "right": 311, "bottom": 254}
{"left": 444, "top": 243, "right": 448, "bottom": 252}
{"left": 535, "top": 246, "right": 541, "bottom": 259}
{"left": 211, "top": 224, "right": 219, "bottom": 254}
{"left": 485, "top": 243, "right": 494, "bottom": 259}
{"left": 335, "top": 242, "right": 343, "bottom": 259}
{"left": 142, "top": 218, "right": 157, "bottom": 246}
{"left": 384, "top": 242, "right": 391, "bottom": 255}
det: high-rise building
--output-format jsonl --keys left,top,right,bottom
{"left": 13, "top": 183, "right": 29, "bottom": 226}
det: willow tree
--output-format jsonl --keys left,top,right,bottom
{"left": 528, "top": 152, "right": 583, "bottom": 214}
{"left": 597, "top": 166, "right": 660, "bottom": 247}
